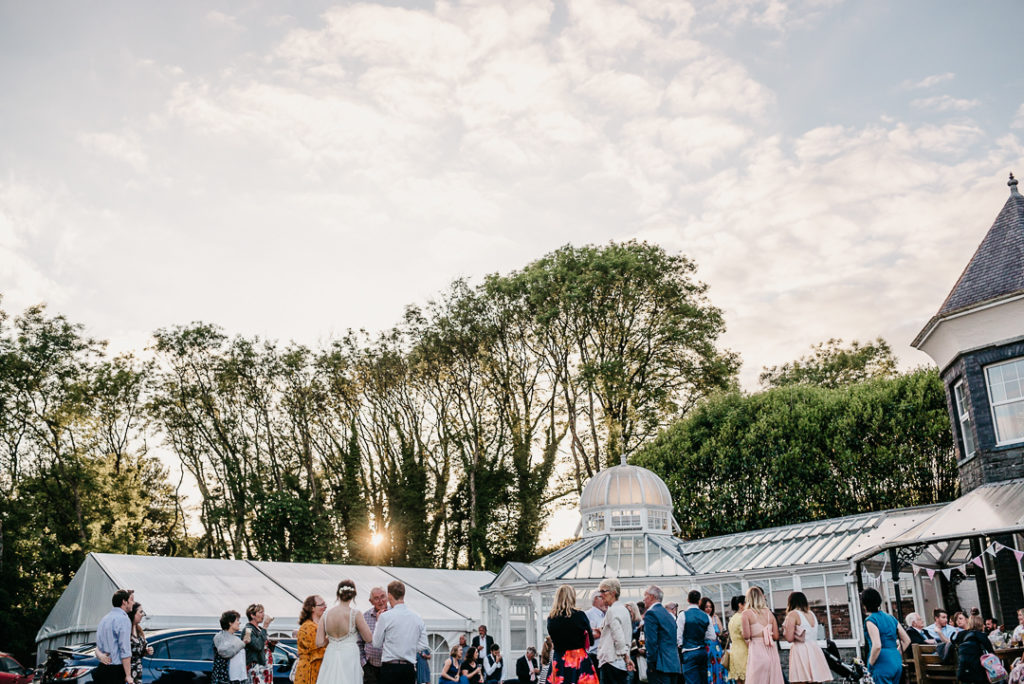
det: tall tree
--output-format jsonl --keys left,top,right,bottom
{"left": 518, "top": 241, "right": 739, "bottom": 479}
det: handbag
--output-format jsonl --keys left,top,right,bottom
{"left": 721, "top": 651, "right": 730, "bottom": 670}
{"left": 635, "top": 656, "right": 647, "bottom": 682}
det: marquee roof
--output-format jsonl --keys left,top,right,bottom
{"left": 36, "top": 553, "right": 493, "bottom": 661}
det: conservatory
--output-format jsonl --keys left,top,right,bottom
{"left": 480, "top": 464, "right": 1024, "bottom": 662}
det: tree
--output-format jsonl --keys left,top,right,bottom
{"left": 517, "top": 241, "right": 739, "bottom": 479}
{"left": 760, "top": 338, "right": 898, "bottom": 389}
{"left": 634, "top": 367, "right": 957, "bottom": 538}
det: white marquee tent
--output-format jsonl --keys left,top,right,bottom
{"left": 36, "top": 553, "right": 494, "bottom": 670}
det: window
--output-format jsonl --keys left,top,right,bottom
{"left": 986, "top": 358, "right": 1024, "bottom": 444}
{"left": 164, "top": 635, "right": 214, "bottom": 661}
{"left": 585, "top": 513, "right": 605, "bottom": 532}
{"left": 610, "top": 510, "right": 642, "bottom": 531}
{"left": 954, "top": 381, "right": 977, "bottom": 458}
{"left": 428, "top": 634, "right": 449, "bottom": 682}
{"left": 648, "top": 510, "right": 669, "bottom": 531}
{"left": 1, "top": 657, "right": 26, "bottom": 674}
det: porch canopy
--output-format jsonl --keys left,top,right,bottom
{"left": 851, "top": 478, "right": 1024, "bottom": 564}
{"left": 848, "top": 478, "right": 1024, "bottom": 623}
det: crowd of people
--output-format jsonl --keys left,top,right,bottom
{"left": 88, "top": 582, "right": 1024, "bottom": 684}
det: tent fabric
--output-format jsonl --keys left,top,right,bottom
{"left": 850, "top": 478, "right": 1024, "bottom": 561}
{"left": 36, "top": 553, "right": 493, "bottom": 664}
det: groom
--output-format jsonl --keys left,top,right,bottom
{"left": 373, "top": 580, "right": 428, "bottom": 684}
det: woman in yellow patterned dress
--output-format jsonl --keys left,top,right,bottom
{"left": 294, "top": 595, "right": 328, "bottom": 684}
{"left": 727, "top": 595, "right": 748, "bottom": 684}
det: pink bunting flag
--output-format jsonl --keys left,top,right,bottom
{"left": 1014, "top": 549, "right": 1024, "bottom": 563}
{"left": 972, "top": 556, "right": 984, "bottom": 568}
{"left": 926, "top": 568, "right": 936, "bottom": 580}
{"left": 991, "top": 542, "right": 1004, "bottom": 554}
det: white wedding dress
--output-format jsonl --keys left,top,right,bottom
{"left": 318, "top": 609, "right": 363, "bottom": 684}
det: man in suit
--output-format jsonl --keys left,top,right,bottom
{"left": 904, "top": 613, "right": 938, "bottom": 644}
{"left": 516, "top": 647, "right": 539, "bottom": 684}
{"left": 473, "top": 625, "right": 495, "bottom": 653}
{"left": 642, "top": 585, "right": 680, "bottom": 684}
{"left": 675, "top": 591, "right": 709, "bottom": 684}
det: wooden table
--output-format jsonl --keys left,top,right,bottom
{"left": 995, "top": 646, "right": 1023, "bottom": 669}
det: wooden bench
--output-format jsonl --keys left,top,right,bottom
{"left": 911, "top": 643, "right": 956, "bottom": 684}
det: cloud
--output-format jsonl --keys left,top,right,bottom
{"left": 902, "top": 72, "right": 955, "bottom": 89}
{"left": 205, "top": 10, "right": 244, "bottom": 32}
{"left": 1013, "top": 103, "right": 1024, "bottom": 129}
{"left": 77, "top": 130, "right": 148, "bottom": 171}
{"left": 911, "top": 95, "right": 980, "bottom": 112}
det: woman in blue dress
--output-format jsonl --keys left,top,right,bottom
{"left": 860, "top": 589, "right": 910, "bottom": 684}
{"left": 699, "top": 598, "right": 730, "bottom": 684}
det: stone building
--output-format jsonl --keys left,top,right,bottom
{"left": 912, "top": 173, "right": 1024, "bottom": 624}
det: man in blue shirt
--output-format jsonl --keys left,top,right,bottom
{"left": 94, "top": 589, "right": 135, "bottom": 684}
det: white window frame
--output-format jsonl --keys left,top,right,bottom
{"left": 984, "top": 357, "right": 1024, "bottom": 446}
{"left": 953, "top": 380, "right": 977, "bottom": 459}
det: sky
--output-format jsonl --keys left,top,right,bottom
{"left": 2, "top": 0, "right": 1023, "bottom": 541}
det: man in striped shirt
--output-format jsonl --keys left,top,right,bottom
{"left": 359, "top": 587, "right": 389, "bottom": 684}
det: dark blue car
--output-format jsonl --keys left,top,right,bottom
{"left": 50, "top": 630, "right": 296, "bottom": 684}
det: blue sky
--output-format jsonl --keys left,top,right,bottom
{"left": 2, "top": 0, "right": 1023, "bottom": 394}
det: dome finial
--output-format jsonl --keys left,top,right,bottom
{"left": 620, "top": 453, "right": 627, "bottom": 466}
{"left": 1010, "top": 172, "right": 1020, "bottom": 196}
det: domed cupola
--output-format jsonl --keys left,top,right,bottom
{"left": 578, "top": 462, "right": 680, "bottom": 537}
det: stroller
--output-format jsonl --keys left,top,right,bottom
{"left": 822, "top": 640, "right": 871, "bottom": 684}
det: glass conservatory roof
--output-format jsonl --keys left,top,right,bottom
{"left": 526, "top": 533, "right": 695, "bottom": 581}
{"left": 579, "top": 465, "right": 674, "bottom": 511}
{"left": 677, "top": 505, "right": 943, "bottom": 574}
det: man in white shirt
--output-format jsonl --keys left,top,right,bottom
{"left": 483, "top": 644, "right": 504, "bottom": 684}
{"left": 586, "top": 592, "right": 607, "bottom": 669}
{"left": 373, "top": 580, "right": 428, "bottom": 684}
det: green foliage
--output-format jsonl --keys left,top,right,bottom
{"left": 760, "top": 337, "right": 898, "bottom": 389}
{"left": 0, "top": 305, "right": 189, "bottom": 665}
{"left": 634, "top": 367, "right": 957, "bottom": 538}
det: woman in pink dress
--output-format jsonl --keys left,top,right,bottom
{"left": 782, "top": 592, "right": 832, "bottom": 684}
{"left": 741, "top": 587, "right": 784, "bottom": 684}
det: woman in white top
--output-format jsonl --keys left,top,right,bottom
{"left": 595, "top": 578, "right": 634, "bottom": 684}
{"left": 782, "top": 592, "right": 832, "bottom": 684}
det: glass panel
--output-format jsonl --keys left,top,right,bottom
{"left": 993, "top": 402, "right": 1024, "bottom": 443}
{"left": 768, "top": 576, "right": 793, "bottom": 616}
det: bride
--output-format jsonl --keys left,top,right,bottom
{"left": 316, "top": 580, "right": 374, "bottom": 684}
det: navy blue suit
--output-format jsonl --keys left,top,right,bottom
{"left": 643, "top": 603, "right": 680, "bottom": 684}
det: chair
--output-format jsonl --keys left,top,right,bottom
{"left": 911, "top": 643, "right": 956, "bottom": 684}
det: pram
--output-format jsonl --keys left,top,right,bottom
{"left": 823, "top": 640, "right": 871, "bottom": 684}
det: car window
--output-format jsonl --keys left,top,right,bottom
{"left": 165, "top": 635, "right": 215, "bottom": 661}
{"left": 0, "top": 657, "right": 23, "bottom": 674}
{"left": 272, "top": 646, "right": 292, "bottom": 664}
{"left": 150, "top": 641, "right": 168, "bottom": 659}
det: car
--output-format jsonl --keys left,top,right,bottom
{"left": 0, "top": 652, "right": 34, "bottom": 684}
{"left": 48, "top": 630, "right": 296, "bottom": 684}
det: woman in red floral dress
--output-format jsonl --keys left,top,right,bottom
{"left": 546, "top": 585, "right": 599, "bottom": 684}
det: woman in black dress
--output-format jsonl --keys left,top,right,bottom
{"left": 546, "top": 584, "right": 598, "bottom": 684}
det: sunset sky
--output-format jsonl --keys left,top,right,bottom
{"left": 2, "top": 0, "right": 1023, "bottom": 537}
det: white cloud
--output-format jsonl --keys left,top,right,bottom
{"left": 911, "top": 95, "right": 980, "bottom": 112}
{"left": 77, "top": 130, "right": 149, "bottom": 171}
{"left": 206, "top": 10, "right": 244, "bottom": 32}
{"left": 1013, "top": 103, "right": 1024, "bottom": 129}
{"left": 902, "top": 72, "right": 955, "bottom": 89}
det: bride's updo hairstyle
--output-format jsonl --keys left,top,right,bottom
{"left": 337, "top": 579, "right": 357, "bottom": 602}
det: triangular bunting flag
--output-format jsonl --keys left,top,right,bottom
{"left": 941, "top": 568, "right": 953, "bottom": 579}
{"left": 926, "top": 568, "right": 936, "bottom": 580}
{"left": 992, "top": 542, "right": 1004, "bottom": 554}
{"left": 1014, "top": 549, "right": 1024, "bottom": 563}
{"left": 972, "top": 556, "right": 984, "bottom": 568}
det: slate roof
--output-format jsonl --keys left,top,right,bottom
{"left": 936, "top": 177, "right": 1024, "bottom": 317}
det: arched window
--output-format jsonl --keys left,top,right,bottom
{"left": 428, "top": 634, "right": 449, "bottom": 682}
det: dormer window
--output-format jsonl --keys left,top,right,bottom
{"left": 585, "top": 513, "right": 605, "bottom": 532}
{"left": 985, "top": 358, "right": 1024, "bottom": 445}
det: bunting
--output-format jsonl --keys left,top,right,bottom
{"left": 908, "top": 540, "right": 1024, "bottom": 578}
